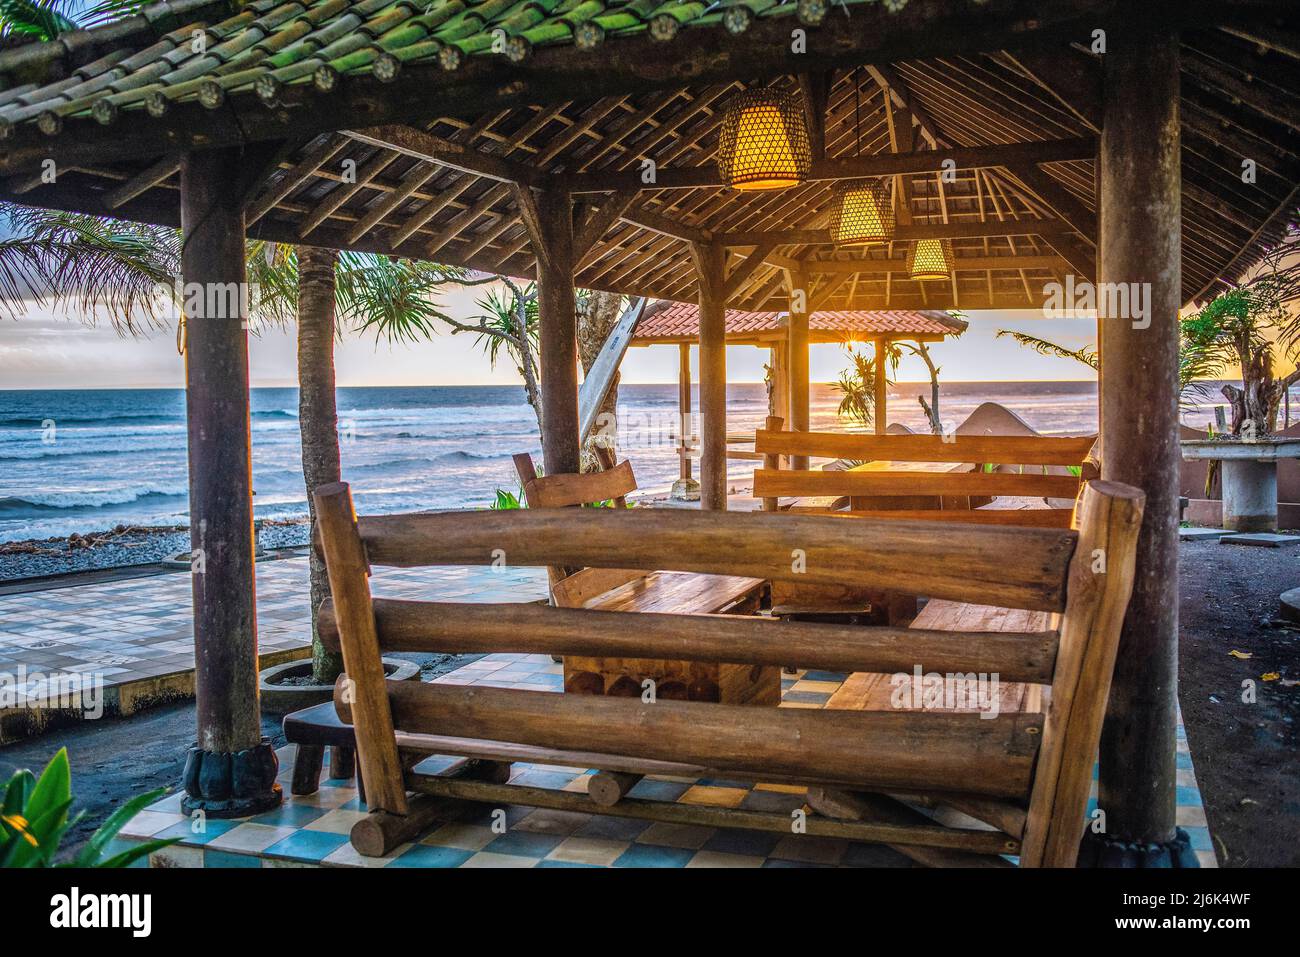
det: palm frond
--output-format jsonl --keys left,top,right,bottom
{"left": 243, "top": 240, "right": 300, "bottom": 329}
{"left": 0, "top": 204, "right": 179, "bottom": 334}
{"left": 468, "top": 283, "right": 539, "bottom": 372}
{"left": 336, "top": 252, "right": 462, "bottom": 344}
{"left": 995, "top": 329, "right": 1099, "bottom": 370}
{"left": 0, "top": 0, "right": 78, "bottom": 40}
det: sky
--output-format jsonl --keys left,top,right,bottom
{"left": 0, "top": 280, "right": 1103, "bottom": 390}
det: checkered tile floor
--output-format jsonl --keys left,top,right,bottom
{"left": 114, "top": 655, "right": 1218, "bottom": 869}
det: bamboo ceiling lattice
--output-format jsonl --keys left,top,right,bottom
{"left": 0, "top": 0, "right": 1295, "bottom": 311}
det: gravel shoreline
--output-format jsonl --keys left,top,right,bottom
{"left": 0, "top": 520, "right": 313, "bottom": 584}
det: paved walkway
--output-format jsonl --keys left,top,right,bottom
{"left": 0, "top": 553, "right": 546, "bottom": 730}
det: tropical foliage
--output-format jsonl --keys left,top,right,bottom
{"left": 1181, "top": 244, "right": 1300, "bottom": 436}
{"left": 832, "top": 324, "right": 963, "bottom": 435}
{"left": 833, "top": 345, "right": 886, "bottom": 429}
{"left": 0, "top": 207, "right": 178, "bottom": 330}
{"left": 0, "top": 0, "right": 149, "bottom": 40}
{"left": 2, "top": 748, "right": 175, "bottom": 867}
{"left": 994, "top": 327, "right": 1219, "bottom": 412}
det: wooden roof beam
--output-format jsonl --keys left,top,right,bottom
{"left": 798, "top": 72, "right": 833, "bottom": 159}
{"left": 567, "top": 137, "right": 1096, "bottom": 192}
{"left": 246, "top": 134, "right": 347, "bottom": 227}
{"left": 1004, "top": 163, "right": 1097, "bottom": 240}
{"left": 866, "top": 64, "right": 947, "bottom": 148}
{"left": 720, "top": 219, "right": 1086, "bottom": 246}
{"left": 344, "top": 125, "right": 540, "bottom": 187}
{"left": 1000, "top": 48, "right": 1103, "bottom": 132}
{"left": 99, "top": 154, "right": 180, "bottom": 209}
{"left": 722, "top": 240, "right": 779, "bottom": 301}
{"left": 804, "top": 254, "right": 1070, "bottom": 274}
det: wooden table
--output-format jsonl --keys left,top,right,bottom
{"left": 774, "top": 459, "right": 977, "bottom": 621}
{"left": 563, "top": 570, "right": 778, "bottom": 706}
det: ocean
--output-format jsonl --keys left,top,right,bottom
{"left": 0, "top": 380, "right": 1253, "bottom": 544}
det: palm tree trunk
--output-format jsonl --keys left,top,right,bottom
{"left": 296, "top": 245, "right": 343, "bottom": 683}
{"left": 577, "top": 291, "right": 624, "bottom": 470}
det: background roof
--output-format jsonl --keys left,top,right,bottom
{"left": 631, "top": 301, "right": 967, "bottom": 344}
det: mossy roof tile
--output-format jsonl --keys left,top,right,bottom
{"left": 0, "top": 0, "right": 855, "bottom": 127}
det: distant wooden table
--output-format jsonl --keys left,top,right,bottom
{"left": 846, "top": 459, "right": 979, "bottom": 512}
{"left": 774, "top": 460, "right": 978, "bottom": 622}
{"left": 565, "top": 571, "right": 778, "bottom": 706}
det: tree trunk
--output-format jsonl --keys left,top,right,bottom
{"left": 296, "top": 245, "right": 343, "bottom": 684}
{"left": 577, "top": 290, "right": 624, "bottom": 471}
{"left": 1222, "top": 353, "right": 1298, "bottom": 438}
{"left": 913, "top": 342, "right": 943, "bottom": 435}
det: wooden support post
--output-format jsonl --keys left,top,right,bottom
{"left": 693, "top": 242, "right": 728, "bottom": 509}
{"left": 678, "top": 343, "right": 693, "bottom": 482}
{"left": 521, "top": 187, "right": 580, "bottom": 476}
{"left": 1094, "top": 26, "right": 1183, "bottom": 861}
{"left": 762, "top": 414, "right": 783, "bottom": 512}
{"left": 769, "top": 342, "right": 790, "bottom": 434}
{"left": 178, "top": 147, "right": 281, "bottom": 817}
{"left": 315, "top": 484, "right": 409, "bottom": 817}
{"left": 874, "top": 337, "right": 889, "bottom": 435}
{"left": 788, "top": 268, "right": 811, "bottom": 469}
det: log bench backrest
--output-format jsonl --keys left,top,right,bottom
{"left": 753, "top": 416, "right": 1100, "bottom": 527}
{"left": 510, "top": 450, "right": 644, "bottom": 607}
{"left": 313, "top": 479, "right": 1143, "bottom": 867}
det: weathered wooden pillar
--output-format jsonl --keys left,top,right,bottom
{"left": 874, "top": 337, "right": 889, "bottom": 435}
{"left": 678, "top": 343, "right": 693, "bottom": 482}
{"left": 670, "top": 343, "right": 700, "bottom": 501}
{"left": 694, "top": 242, "right": 728, "bottom": 509}
{"left": 1090, "top": 27, "right": 1189, "bottom": 866}
{"left": 787, "top": 268, "right": 810, "bottom": 469}
{"left": 179, "top": 148, "right": 281, "bottom": 816}
{"left": 768, "top": 341, "right": 790, "bottom": 431}
{"left": 530, "top": 188, "right": 580, "bottom": 477}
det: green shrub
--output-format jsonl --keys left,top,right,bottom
{"left": 1, "top": 747, "right": 177, "bottom": 867}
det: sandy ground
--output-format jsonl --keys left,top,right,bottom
{"left": 0, "top": 539, "right": 1296, "bottom": 865}
{"left": 1177, "top": 539, "right": 1300, "bottom": 867}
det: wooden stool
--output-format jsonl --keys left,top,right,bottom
{"left": 282, "top": 701, "right": 358, "bottom": 796}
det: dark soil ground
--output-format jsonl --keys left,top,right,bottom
{"left": 1177, "top": 539, "right": 1300, "bottom": 867}
{"left": 0, "top": 540, "right": 1296, "bottom": 866}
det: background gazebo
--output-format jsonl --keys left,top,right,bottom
{"left": 630, "top": 301, "right": 967, "bottom": 484}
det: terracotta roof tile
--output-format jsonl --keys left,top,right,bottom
{"left": 633, "top": 301, "right": 966, "bottom": 342}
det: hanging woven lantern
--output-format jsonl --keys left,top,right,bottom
{"left": 829, "top": 179, "right": 894, "bottom": 246}
{"left": 907, "top": 239, "right": 954, "bottom": 281}
{"left": 716, "top": 89, "right": 812, "bottom": 190}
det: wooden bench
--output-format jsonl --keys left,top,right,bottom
{"left": 312, "top": 477, "right": 1143, "bottom": 866}
{"left": 511, "top": 451, "right": 773, "bottom": 704}
{"left": 754, "top": 416, "right": 1099, "bottom": 528}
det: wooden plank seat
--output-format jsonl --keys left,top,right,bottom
{"left": 511, "top": 451, "right": 771, "bottom": 703}
{"left": 815, "top": 599, "right": 1055, "bottom": 865}
{"left": 312, "top": 477, "right": 1144, "bottom": 865}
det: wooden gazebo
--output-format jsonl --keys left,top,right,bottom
{"left": 2, "top": 0, "right": 1295, "bottom": 864}
{"left": 630, "top": 302, "right": 966, "bottom": 484}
